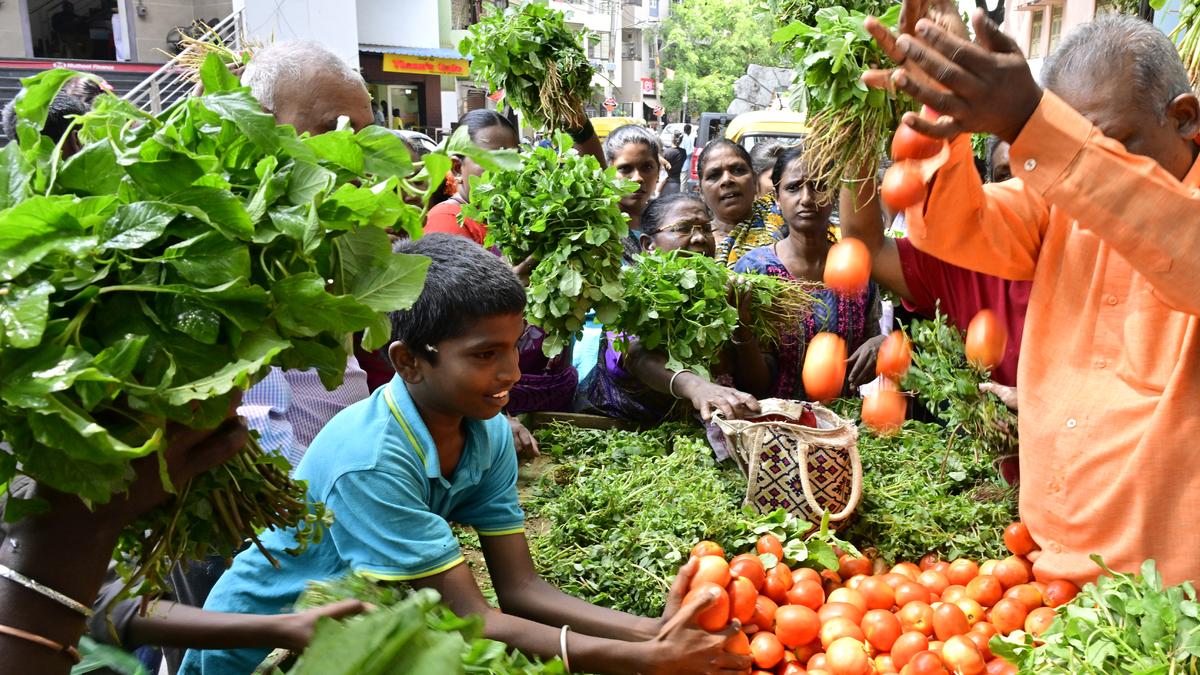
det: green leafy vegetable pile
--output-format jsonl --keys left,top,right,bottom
{"left": 459, "top": 2, "right": 594, "bottom": 131}
{"left": 527, "top": 423, "right": 843, "bottom": 617}
{"left": 290, "top": 582, "right": 565, "bottom": 675}
{"left": 767, "top": 0, "right": 894, "bottom": 32}
{"left": 0, "top": 58, "right": 432, "bottom": 595}
{"left": 468, "top": 132, "right": 634, "bottom": 357}
{"left": 772, "top": 5, "right": 910, "bottom": 188}
{"left": 612, "top": 250, "right": 816, "bottom": 377}
{"left": 991, "top": 557, "right": 1200, "bottom": 673}
{"left": 840, "top": 313, "right": 1017, "bottom": 562}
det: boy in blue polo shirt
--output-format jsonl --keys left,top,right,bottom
{"left": 182, "top": 235, "right": 748, "bottom": 675}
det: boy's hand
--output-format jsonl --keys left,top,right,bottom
{"left": 508, "top": 415, "right": 541, "bottom": 459}
{"left": 642, "top": 584, "right": 751, "bottom": 674}
{"left": 276, "top": 599, "right": 371, "bottom": 652}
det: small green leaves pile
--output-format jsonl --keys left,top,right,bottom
{"left": 459, "top": 3, "right": 595, "bottom": 131}
{"left": 0, "top": 57, "right": 431, "bottom": 594}
{"left": 469, "top": 132, "right": 634, "bottom": 357}
{"left": 991, "top": 558, "right": 1200, "bottom": 673}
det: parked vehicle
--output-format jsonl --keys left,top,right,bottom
{"left": 590, "top": 116, "right": 646, "bottom": 143}
{"left": 684, "top": 112, "right": 736, "bottom": 193}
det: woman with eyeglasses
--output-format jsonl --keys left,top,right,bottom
{"left": 733, "top": 146, "right": 884, "bottom": 401}
{"left": 575, "top": 194, "right": 763, "bottom": 424}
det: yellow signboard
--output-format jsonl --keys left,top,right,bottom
{"left": 383, "top": 53, "right": 470, "bottom": 77}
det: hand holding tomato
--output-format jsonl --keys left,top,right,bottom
{"left": 641, "top": 582, "right": 752, "bottom": 675}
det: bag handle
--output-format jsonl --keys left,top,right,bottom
{"left": 796, "top": 439, "right": 863, "bottom": 522}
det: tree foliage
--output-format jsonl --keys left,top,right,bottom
{"left": 659, "top": 0, "right": 789, "bottom": 117}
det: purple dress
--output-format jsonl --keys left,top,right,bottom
{"left": 574, "top": 332, "right": 680, "bottom": 423}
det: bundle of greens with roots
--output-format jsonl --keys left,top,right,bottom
{"left": 773, "top": 4, "right": 913, "bottom": 188}
{"left": 611, "top": 250, "right": 816, "bottom": 378}
{"left": 1166, "top": 0, "right": 1200, "bottom": 89}
{"left": 0, "top": 57, "right": 438, "bottom": 598}
{"left": 458, "top": 2, "right": 594, "bottom": 131}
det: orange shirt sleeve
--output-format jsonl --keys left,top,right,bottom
{"left": 1008, "top": 91, "right": 1200, "bottom": 315}
{"left": 904, "top": 136, "right": 1050, "bottom": 282}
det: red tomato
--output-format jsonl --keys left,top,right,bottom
{"left": 826, "top": 636, "right": 871, "bottom": 675}
{"left": 895, "top": 581, "right": 930, "bottom": 607}
{"left": 820, "top": 617, "right": 866, "bottom": 650}
{"left": 725, "top": 630, "right": 751, "bottom": 654}
{"left": 1004, "top": 584, "right": 1043, "bottom": 612}
{"left": 821, "top": 600, "right": 864, "bottom": 623}
{"left": 965, "top": 575, "right": 1003, "bottom": 608}
{"left": 803, "top": 332, "right": 848, "bottom": 403}
{"left": 779, "top": 662, "right": 807, "bottom": 675}
{"left": 765, "top": 562, "right": 795, "bottom": 604}
{"left": 691, "top": 540, "right": 725, "bottom": 559}
{"left": 992, "top": 557, "right": 1030, "bottom": 590}
{"left": 809, "top": 653, "right": 830, "bottom": 671}
{"left": 978, "top": 560, "right": 999, "bottom": 578}
{"left": 986, "top": 657, "right": 1019, "bottom": 675}
{"left": 787, "top": 579, "right": 826, "bottom": 610}
{"left": 891, "top": 563, "right": 923, "bottom": 581}
{"left": 1025, "top": 607, "right": 1057, "bottom": 637}
{"left": 827, "top": 587, "right": 867, "bottom": 613}
{"left": 794, "top": 639, "right": 823, "bottom": 664}
{"left": 876, "top": 330, "right": 913, "bottom": 379}
{"left": 881, "top": 572, "right": 911, "bottom": 590}
{"left": 966, "top": 628, "right": 994, "bottom": 661}
{"left": 891, "top": 631, "right": 930, "bottom": 669}
{"left": 691, "top": 555, "right": 732, "bottom": 591}
{"left": 684, "top": 581, "right": 731, "bottom": 632}
{"left": 731, "top": 553, "right": 768, "bottom": 591}
{"left": 917, "top": 570, "right": 950, "bottom": 596}
{"left": 861, "top": 608, "right": 902, "bottom": 652}
{"left": 931, "top": 561, "right": 951, "bottom": 576}
{"left": 858, "top": 576, "right": 896, "bottom": 611}
{"left": 776, "top": 604, "right": 822, "bottom": 648}
{"left": 876, "top": 653, "right": 898, "bottom": 674}
{"left": 946, "top": 559, "right": 980, "bottom": 587}
{"left": 955, "top": 598, "right": 986, "bottom": 626}
{"left": 824, "top": 238, "right": 872, "bottom": 296}
{"left": 758, "top": 534, "right": 785, "bottom": 560}
{"left": 793, "top": 567, "right": 822, "bottom": 586}
{"left": 903, "top": 650, "right": 949, "bottom": 675}
{"left": 941, "top": 585, "right": 968, "bottom": 604}
{"left": 1003, "top": 522, "right": 1036, "bottom": 556}
{"left": 751, "top": 631, "right": 786, "bottom": 669}
{"left": 1043, "top": 579, "right": 1080, "bottom": 608}
{"left": 753, "top": 595, "right": 779, "bottom": 632}
{"left": 897, "top": 600, "right": 935, "bottom": 636}
{"left": 881, "top": 161, "right": 926, "bottom": 212}
{"left": 919, "top": 554, "right": 941, "bottom": 571}
{"left": 839, "top": 554, "right": 874, "bottom": 580}
{"left": 862, "top": 380, "right": 907, "bottom": 435}
{"left": 988, "top": 597, "right": 1027, "bottom": 636}
{"left": 932, "top": 602, "right": 971, "bottom": 641}
{"left": 941, "top": 635, "right": 987, "bottom": 675}
{"left": 891, "top": 123, "right": 942, "bottom": 161}
{"left": 845, "top": 574, "right": 870, "bottom": 591}
{"left": 965, "top": 309, "right": 1008, "bottom": 372}
{"left": 729, "top": 576, "right": 759, "bottom": 625}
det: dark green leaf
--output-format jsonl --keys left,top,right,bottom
{"left": 198, "top": 52, "right": 240, "bottom": 94}
{"left": 99, "top": 202, "right": 178, "bottom": 249}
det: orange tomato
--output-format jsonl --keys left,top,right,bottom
{"left": 845, "top": 574, "right": 870, "bottom": 591}
{"left": 895, "top": 581, "right": 931, "bottom": 607}
{"left": 966, "top": 575, "right": 1003, "bottom": 608}
{"left": 891, "top": 563, "right": 923, "bottom": 580}
{"left": 931, "top": 561, "right": 951, "bottom": 576}
{"left": 1003, "top": 583, "right": 1043, "bottom": 612}
{"left": 882, "top": 572, "right": 912, "bottom": 590}
{"left": 965, "top": 309, "right": 1008, "bottom": 372}
{"left": 751, "top": 631, "right": 786, "bottom": 669}
{"left": 828, "top": 587, "right": 867, "bottom": 613}
{"left": 1003, "top": 522, "right": 1036, "bottom": 556}
{"left": 685, "top": 581, "right": 731, "bottom": 632}
{"left": 691, "top": 540, "right": 725, "bottom": 559}
{"left": 819, "top": 602, "right": 865, "bottom": 626}
{"left": 824, "top": 238, "right": 872, "bottom": 296}
{"left": 731, "top": 553, "right": 768, "bottom": 591}
{"left": 881, "top": 161, "right": 927, "bottom": 212}
{"left": 919, "top": 554, "right": 941, "bottom": 571}
{"left": 787, "top": 580, "right": 826, "bottom": 610}
{"left": 691, "top": 555, "right": 732, "bottom": 590}
{"left": 862, "top": 380, "right": 907, "bottom": 435}
{"left": 898, "top": 601, "right": 935, "bottom": 636}
{"left": 941, "top": 585, "right": 968, "bottom": 604}
{"left": 779, "top": 662, "right": 807, "bottom": 675}
{"left": 891, "top": 123, "right": 942, "bottom": 161}
{"left": 902, "top": 650, "right": 949, "bottom": 675}
{"left": 986, "top": 657, "right": 1019, "bottom": 675}
{"left": 775, "top": 605, "right": 821, "bottom": 649}
{"left": 955, "top": 598, "right": 986, "bottom": 626}
{"left": 802, "top": 332, "right": 848, "bottom": 403}
{"left": 1042, "top": 579, "right": 1080, "bottom": 608}
{"left": 876, "top": 653, "right": 899, "bottom": 674}
{"left": 795, "top": 638, "right": 823, "bottom": 663}
{"left": 891, "top": 630, "right": 930, "bottom": 669}
{"left": 826, "top": 636, "right": 871, "bottom": 675}
{"left": 967, "top": 628, "right": 994, "bottom": 661}
{"left": 839, "top": 554, "right": 874, "bottom": 580}
{"left": 941, "top": 635, "right": 987, "bottom": 675}
{"left": 858, "top": 576, "right": 897, "bottom": 611}
{"left": 809, "top": 653, "right": 830, "bottom": 671}
{"left": 752, "top": 594, "right": 779, "bottom": 632}
{"left": 725, "top": 630, "right": 751, "bottom": 654}
{"left": 861, "top": 608, "right": 903, "bottom": 651}
{"left": 765, "top": 562, "right": 795, "bottom": 605}
{"left": 729, "top": 576, "right": 759, "bottom": 625}
{"left": 978, "top": 560, "right": 999, "bottom": 578}
{"left": 917, "top": 570, "right": 950, "bottom": 596}
{"left": 1024, "top": 607, "right": 1057, "bottom": 637}
{"left": 932, "top": 602, "right": 971, "bottom": 641}
{"left": 758, "top": 534, "right": 785, "bottom": 560}
{"left": 876, "top": 330, "right": 913, "bottom": 379}
{"left": 988, "top": 597, "right": 1028, "bottom": 636}
{"left": 992, "top": 557, "right": 1030, "bottom": 590}
{"left": 946, "top": 559, "right": 980, "bottom": 587}
{"left": 820, "top": 617, "right": 866, "bottom": 650}
{"left": 793, "top": 567, "right": 822, "bottom": 586}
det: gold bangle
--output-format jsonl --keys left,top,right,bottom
{"left": 0, "top": 623, "right": 81, "bottom": 664}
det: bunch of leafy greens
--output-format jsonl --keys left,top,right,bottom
{"left": 458, "top": 2, "right": 594, "bottom": 131}
{"left": 527, "top": 423, "right": 843, "bottom": 617}
{"left": 839, "top": 312, "right": 1017, "bottom": 562}
{"left": 0, "top": 58, "right": 435, "bottom": 596}
{"left": 291, "top": 582, "right": 565, "bottom": 675}
{"left": 468, "top": 132, "right": 634, "bottom": 357}
{"left": 991, "top": 557, "right": 1200, "bottom": 673}
{"left": 766, "top": 0, "right": 894, "bottom": 32}
{"left": 773, "top": 5, "right": 911, "bottom": 188}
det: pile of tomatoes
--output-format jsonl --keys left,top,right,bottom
{"left": 681, "top": 521, "right": 1078, "bottom": 675}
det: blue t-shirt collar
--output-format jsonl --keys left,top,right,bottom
{"left": 384, "top": 376, "right": 493, "bottom": 485}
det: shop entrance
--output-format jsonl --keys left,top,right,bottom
{"left": 374, "top": 84, "right": 425, "bottom": 131}
{"left": 28, "top": 0, "right": 123, "bottom": 60}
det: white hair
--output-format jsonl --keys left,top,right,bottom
{"left": 241, "top": 40, "right": 364, "bottom": 112}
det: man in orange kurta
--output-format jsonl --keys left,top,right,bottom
{"left": 864, "top": 11, "right": 1200, "bottom": 586}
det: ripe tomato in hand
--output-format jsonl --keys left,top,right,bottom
{"left": 965, "top": 309, "right": 1008, "bottom": 372}
{"left": 691, "top": 555, "right": 731, "bottom": 590}
{"left": 824, "top": 238, "right": 872, "bottom": 296}
{"left": 876, "top": 330, "right": 912, "bottom": 379}
{"left": 728, "top": 576, "right": 759, "bottom": 624}
{"left": 892, "top": 123, "right": 942, "bottom": 161}
{"left": 724, "top": 630, "right": 751, "bottom": 654}
{"left": 862, "top": 380, "right": 907, "bottom": 435}
{"left": 691, "top": 540, "right": 725, "bottom": 559}
{"left": 802, "top": 332, "right": 847, "bottom": 403}
{"left": 881, "top": 161, "right": 926, "bottom": 212}
{"left": 684, "top": 581, "right": 730, "bottom": 632}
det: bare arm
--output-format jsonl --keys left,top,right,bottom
{"left": 125, "top": 599, "right": 366, "bottom": 651}
{"left": 838, "top": 180, "right": 914, "bottom": 303}
{"left": 624, "top": 343, "right": 761, "bottom": 420}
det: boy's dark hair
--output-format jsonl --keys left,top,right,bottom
{"left": 388, "top": 234, "right": 526, "bottom": 360}
{"left": 697, "top": 138, "right": 753, "bottom": 180}
{"left": 641, "top": 193, "right": 704, "bottom": 237}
